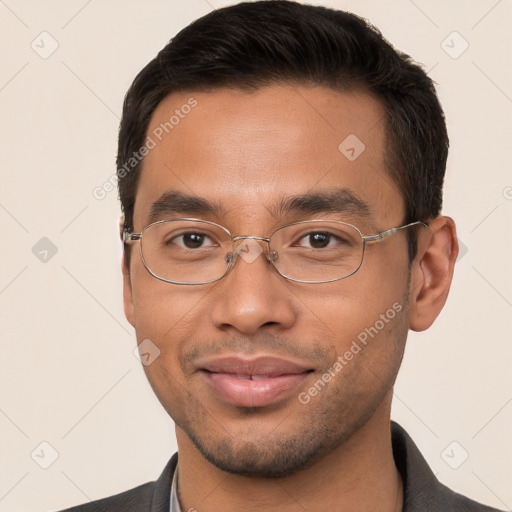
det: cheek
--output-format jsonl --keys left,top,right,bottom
{"left": 129, "top": 263, "right": 221, "bottom": 386}
{"left": 130, "top": 281, "right": 198, "bottom": 420}
{"left": 312, "top": 295, "right": 409, "bottom": 407}
{"left": 299, "top": 264, "right": 407, "bottom": 336}
{"left": 296, "top": 264, "right": 409, "bottom": 389}
{"left": 129, "top": 255, "right": 211, "bottom": 337}
{"left": 139, "top": 355, "right": 193, "bottom": 428}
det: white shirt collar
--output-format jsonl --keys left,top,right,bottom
{"left": 169, "top": 466, "right": 181, "bottom": 512}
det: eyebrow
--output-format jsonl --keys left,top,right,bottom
{"left": 272, "top": 188, "right": 371, "bottom": 219}
{"left": 149, "top": 190, "right": 226, "bottom": 221}
{"left": 148, "top": 187, "right": 371, "bottom": 223}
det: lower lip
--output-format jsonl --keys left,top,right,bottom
{"left": 201, "top": 371, "right": 310, "bottom": 407}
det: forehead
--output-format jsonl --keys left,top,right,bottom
{"left": 133, "top": 85, "right": 403, "bottom": 230}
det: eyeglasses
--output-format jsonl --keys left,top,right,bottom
{"left": 123, "top": 218, "right": 428, "bottom": 285}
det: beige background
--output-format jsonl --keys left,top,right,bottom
{"left": 0, "top": 1, "right": 511, "bottom": 511}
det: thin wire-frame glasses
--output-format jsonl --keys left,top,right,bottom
{"left": 123, "top": 218, "right": 428, "bottom": 285}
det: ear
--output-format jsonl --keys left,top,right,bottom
{"left": 408, "top": 216, "right": 458, "bottom": 332}
{"left": 120, "top": 221, "right": 136, "bottom": 328}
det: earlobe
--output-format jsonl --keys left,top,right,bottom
{"left": 408, "top": 216, "right": 458, "bottom": 332}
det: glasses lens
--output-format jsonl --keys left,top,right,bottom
{"left": 140, "top": 220, "right": 232, "bottom": 284}
{"left": 270, "top": 221, "right": 364, "bottom": 282}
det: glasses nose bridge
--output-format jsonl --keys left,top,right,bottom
{"left": 232, "top": 234, "right": 270, "bottom": 244}
{"left": 226, "top": 234, "right": 279, "bottom": 268}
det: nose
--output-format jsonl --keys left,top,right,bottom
{"left": 210, "top": 239, "right": 296, "bottom": 335}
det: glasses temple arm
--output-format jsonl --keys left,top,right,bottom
{"left": 363, "top": 221, "right": 429, "bottom": 243}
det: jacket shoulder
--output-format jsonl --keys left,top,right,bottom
{"left": 56, "top": 454, "right": 177, "bottom": 512}
{"left": 391, "top": 423, "right": 504, "bottom": 512}
{"left": 440, "top": 482, "right": 505, "bottom": 512}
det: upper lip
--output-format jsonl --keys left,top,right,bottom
{"left": 198, "top": 356, "right": 312, "bottom": 378}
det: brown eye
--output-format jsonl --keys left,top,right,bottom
{"left": 170, "top": 232, "right": 215, "bottom": 249}
{"left": 297, "top": 231, "right": 339, "bottom": 249}
{"left": 308, "top": 232, "right": 331, "bottom": 248}
{"left": 182, "top": 233, "right": 206, "bottom": 248}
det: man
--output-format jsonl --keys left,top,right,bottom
{"left": 60, "top": 1, "right": 503, "bottom": 510}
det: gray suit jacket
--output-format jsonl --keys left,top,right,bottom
{"left": 58, "top": 423, "right": 503, "bottom": 511}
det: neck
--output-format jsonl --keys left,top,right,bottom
{"left": 175, "top": 396, "right": 402, "bottom": 512}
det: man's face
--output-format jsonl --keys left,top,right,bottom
{"left": 124, "top": 85, "right": 412, "bottom": 476}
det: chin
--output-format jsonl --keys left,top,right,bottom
{"left": 183, "top": 413, "right": 365, "bottom": 478}
{"left": 193, "top": 436, "right": 322, "bottom": 478}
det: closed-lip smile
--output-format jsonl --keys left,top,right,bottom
{"left": 197, "top": 356, "right": 313, "bottom": 407}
